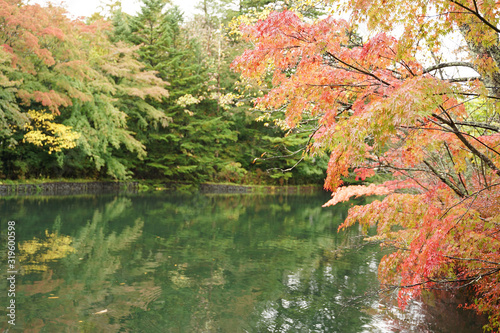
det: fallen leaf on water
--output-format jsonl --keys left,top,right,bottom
{"left": 94, "top": 309, "right": 108, "bottom": 315}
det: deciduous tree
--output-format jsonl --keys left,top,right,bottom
{"left": 0, "top": 0, "right": 169, "bottom": 179}
{"left": 233, "top": 1, "right": 500, "bottom": 329}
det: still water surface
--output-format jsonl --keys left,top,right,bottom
{"left": 0, "top": 192, "right": 484, "bottom": 332}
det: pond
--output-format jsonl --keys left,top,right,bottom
{"left": 0, "top": 191, "right": 484, "bottom": 332}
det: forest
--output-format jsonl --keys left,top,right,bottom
{"left": 2, "top": 0, "right": 500, "bottom": 330}
{"left": 0, "top": 0, "right": 328, "bottom": 185}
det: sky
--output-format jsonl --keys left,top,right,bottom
{"left": 30, "top": 0, "right": 200, "bottom": 19}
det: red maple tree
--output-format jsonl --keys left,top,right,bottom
{"left": 233, "top": 1, "right": 500, "bottom": 329}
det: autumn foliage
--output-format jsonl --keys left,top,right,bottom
{"left": 0, "top": 0, "right": 169, "bottom": 178}
{"left": 233, "top": 0, "right": 500, "bottom": 329}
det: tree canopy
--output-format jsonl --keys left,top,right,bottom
{"left": 0, "top": 0, "right": 170, "bottom": 179}
{"left": 0, "top": 0, "right": 326, "bottom": 184}
{"left": 233, "top": 0, "right": 500, "bottom": 329}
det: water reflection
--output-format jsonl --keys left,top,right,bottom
{"left": 0, "top": 193, "right": 485, "bottom": 332}
{"left": 364, "top": 291, "right": 487, "bottom": 333}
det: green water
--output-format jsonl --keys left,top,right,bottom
{"left": 0, "top": 192, "right": 484, "bottom": 332}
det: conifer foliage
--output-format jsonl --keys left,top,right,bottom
{"left": 0, "top": 0, "right": 169, "bottom": 178}
{"left": 233, "top": 1, "right": 500, "bottom": 329}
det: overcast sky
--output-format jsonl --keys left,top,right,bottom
{"left": 30, "top": 0, "right": 199, "bottom": 19}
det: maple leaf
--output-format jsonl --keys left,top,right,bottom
{"left": 323, "top": 184, "right": 392, "bottom": 207}
{"left": 233, "top": 2, "right": 500, "bottom": 328}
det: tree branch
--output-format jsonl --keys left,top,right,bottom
{"left": 448, "top": 0, "right": 500, "bottom": 33}
{"left": 324, "top": 51, "right": 391, "bottom": 86}
{"left": 432, "top": 112, "right": 500, "bottom": 175}
{"left": 439, "top": 182, "right": 500, "bottom": 219}
{"left": 453, "top": 121, "right": 500, "bottom": 132}
{"left": 443, "top": 255, "right": 500, "bottom": 266}
{"left": 448, "top": 76, "right": 481, "bottom": 83}
{"left": 381, "top": 267, "right": 500, "bottom": 292}
{"left": 423, "top": 160, "right": 466, "bottom": 197}
{"left": 423, "top": 61, "right": 477, "bottom": 74}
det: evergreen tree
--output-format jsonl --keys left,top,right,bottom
{"left": 112, "top": 0, "right": 236, "bottom": 182}
{"left": 128, "top": 0, "right": 171, "bottom": 73}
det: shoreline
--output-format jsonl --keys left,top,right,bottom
{"left": 0, "top": 181, "right": 325, "bottom": 196}
{"left": 0, "top": 181, "right": 138, "bottom": 196}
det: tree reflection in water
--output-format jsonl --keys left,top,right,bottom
{"left": 0, "top": 193, "right": 485, "bottom": 332}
